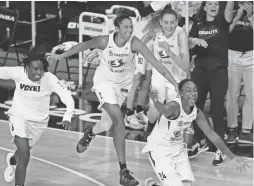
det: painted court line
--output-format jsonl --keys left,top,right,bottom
{"left": 0, "top": 146, "right": 107, "bottom": 186}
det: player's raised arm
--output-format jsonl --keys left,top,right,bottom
{"left": 149, "top": 89, "right": 180, "bottom": 119}
{"left": 50, "top": 35, "right": 108, "bottom": 61}
{"left": 131, "top": 36, "right": 178, "bottom": 91}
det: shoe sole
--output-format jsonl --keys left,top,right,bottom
{"left": 212, "top": 162, "right": 224, "bottom": 166}
{"left": 226, "top": 137, "right": 239, "bottom": 144}
{"left": 189, "top": 146, "right": 209, "bottom": 159}
{"left": 4, "top": 153, "right": 15, "bottom": 183}
{"left": 238, "top": 139, "right": 254, "bottom": 145}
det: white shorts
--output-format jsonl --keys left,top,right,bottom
{"left": 150, "top": 76, "right": 178, "bottom": 104}
{"left": 148, "top": 148, "right": 195, "bottom": 186}
{"left": 9, "top": 115, "right": 48, "bottom": 147}
{"left": 135, "top": 40, "right": 153, "bottom": 75}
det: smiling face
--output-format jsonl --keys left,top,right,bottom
{"left": 204, "top": 1, "right": 220, "bottom": 19}
{"left": 26, "top": 60, "right": 45, "bottom": 82}
{"left": 115, "top": 18, "right": 134, "bottom": 42}
{"left": 160, "top": 13, "right": 178, "bottom": 37}
{"left": 180, "top": 81, "right": 198, "bottom": 107}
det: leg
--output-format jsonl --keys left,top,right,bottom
{"left": 209, "top": 68, "right": 228, "bottom": 166}
{"left": 241, "top": 63, "right": 253, "bottom": 131}
{"left": 191, "top": 67, "right": 209, "bottom": 142}
{"left": 137, "top": 70, "right": 152, "bottom": 107}
{"left": 239, "top": 63, "right": 254, "bottom": 144}
{"left": 226, "top": 63, "right": 243, "bottom": 129}
{"left": 14, "top": 136, "right": 30, "bottom": 186}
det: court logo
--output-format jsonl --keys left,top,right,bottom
{"left": 158, "top": 50, "right": 169, "bottom": 58}
{"left": 108, "top": 59, "right": 125, "bottom": 68}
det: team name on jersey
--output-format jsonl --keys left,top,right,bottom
{"left": 20, "top": 83, "right": 40, "bottom": 92}
{"left": 108, "top": 50, "right": 129, "bottom": 57}
{"left": 199, "top": 29, "right": 218, "bottom": 35}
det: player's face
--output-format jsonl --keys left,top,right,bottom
{"left": 180, "top": 81, "right": 198, "bottom": 107}
{"left": 116, "top": 18, "right": 134, "bottom": 41}
{"left": 204, "top": 1, "right": 219, "bottom": 18}
{"left": 160, "top": 13, "right": 178, "bottom": 37}
{"left": 26, "top": 60, "right": 45, "bottom": 82}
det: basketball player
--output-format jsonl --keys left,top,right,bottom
{"left": 138, "top": 6, "right": 190, "bottom": 136}
{"left": 143, "top": 79, "right": 250, "bottom": 186}
{"left": 49, "top": 12, "right": 178, "bottom": 186}
{"left": 0, "top": 52, "right": 74, "bottom": 186}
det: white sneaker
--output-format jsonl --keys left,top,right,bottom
{"left": 125, "top": 115, "right": 145, "bottom": 130}
{"left": 4, "top": 153, "right": 16, "bottom": 183}
{"left": 145, "top": 178, "right": 160, "bottom": 186}
{"left": 135, "top": 111, "right": 148, "bottom": 125}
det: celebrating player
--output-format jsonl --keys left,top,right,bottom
{"left": 143, "top": 79, "right": 250, "bottom": 186}
{"left": 1, "top": 52, "right": 74, "bottom": 186}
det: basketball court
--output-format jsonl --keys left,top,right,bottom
{"left": 0, "top": 119, "right": 253, "bottom": 186}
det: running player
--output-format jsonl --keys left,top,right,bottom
{"left": 0, "top": 52, "right": 75, "bottom": 186}
{"left": 49, "top": 12, "right": 178, "bottom": 186}
{"left": 139, "top": 6, "right": 190, "bottom": 136}
{"left": 143, "top": 79, "right": 250, "bottom": 186}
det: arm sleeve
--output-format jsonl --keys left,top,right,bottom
{"left": 0, "top": 66, "right": 21, "bottom": 81}
{"left": 49, "top": 74, "right": 75, "bottom": 122}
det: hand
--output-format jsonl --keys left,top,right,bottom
{"left": 192, "top": 38, "right": 208, "bottom": 48}
{"left": 57, "top": 120, "right": 72, "bottom": 131}
{"left": 149, "top": 88, "right": 159, "bottom": 103}
{"left": 232, "top": 156, "right": 251, "bottom": 172}
{"left": 244, "top": 2, "right": 253, "bottom": 18}
{"left": 158, "top": 41, "right": 174, "bottom": 55}
{"left": 45, "top": 53, "right": 62, "bottom": 64}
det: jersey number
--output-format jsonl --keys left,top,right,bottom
{"left": 159, "top": 172, "right": 166, "bottom": 181}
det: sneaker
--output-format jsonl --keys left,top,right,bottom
{"left": 4, "top": 153, "right": 16, "bottom": 183}
{"left": 125, "top": 115, "right": 145, "bottom": 130}
{"left": 212, "top": 150, "right": 226, "bottom": 166}
{"left": 76, "top": 128, "right": 95, "bottom": 153}
{"left": 120, "top": 169, "right": 139, "bottom": 186}
{"left": 188, "top": 142, "right": 209, "bottom": 159}
{"left": 135, "top": 111, "right": 148, "bottom": 125}
{"left": 225, "top": 128, "right": 239, "bottom": 144}
{"left": 238, "top": 132, "right": 253, "bottom": 144}
{"left": 145, "top": 178, "right": 160, "bottom": 186}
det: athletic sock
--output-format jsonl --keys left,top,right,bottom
{"left": 119, "top": 161, "right": 127, "bottom": 171}
{"left": 88, "top": 128, "right": 95, "bottom": 138}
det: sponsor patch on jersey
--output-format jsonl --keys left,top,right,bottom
{"left": 158, "top": 50, "right": 169, "bottom": 58}
{"left": 108, "top": 59, "right": 125, "bottom": 68}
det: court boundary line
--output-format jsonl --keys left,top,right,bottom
{"left": 1, "top": 119, "right": 253, "bottom": 159}
{"left": 0, "top": 146, "right": 107, "bottom": 186}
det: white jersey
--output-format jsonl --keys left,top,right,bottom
{"left": 152, "top": 26, "right": 187, "bottom": 83}
{"left": 0, "top": 66, "right": 74, "bottom": 122}
{"left": 94, "top": 32, "right": 135, "bottom": 86}
{"left": 142, "top": 97, "right": 197, "bottom": 154}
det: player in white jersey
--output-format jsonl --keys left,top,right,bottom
{"left": 137, "top": 6, "right": 190, "bottom": 136}
{"left": 0, "top": 52, "right": 74, "bottom": 186}
{"left": 49, "top": 12, "right": 178, "bottom": 186}
{"left": 143, "top": 79, "right": 250, "bottom": 186}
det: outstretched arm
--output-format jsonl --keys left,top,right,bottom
{"left": 131, "top": 36, "right": 178, "bottom": 90}
{"left": 57, "top": 35, "right": 108, "bottom": 60}
{"left": 0, "top": 66, "right": 20, "bottom": 81}
{"left": 196, "top": 109, "right": 235, "bottom": 159}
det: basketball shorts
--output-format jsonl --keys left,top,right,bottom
{"left": 148, "top": 148, "right": 195, "bottom": 186}
{"left": 135, "top": 40, "right": 153, "bottom": 75}
{"left": 150, "top": 76, "right": 178, "bottom": 104}
{"left": 92, "top": 77, "right": 133, "bottom": 129}
{"left": 9, "top": 115, "right": 48, "bottom": 147}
